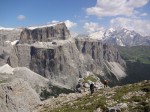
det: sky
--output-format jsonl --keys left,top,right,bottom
{"left": 0, "top": 0, "right": 150, "bottom": 36}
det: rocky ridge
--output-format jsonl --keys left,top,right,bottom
{"left": 87, "top": 28, "right": 150, "bottom": 46}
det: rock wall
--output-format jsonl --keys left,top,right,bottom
{"left": 8, "top": 39, "right": 126, "bottom": 88}
{"left": 75, "top": 38, "right": 103, "bottom": 66}
{"left": 7, "top": 23, "right": 126, "bottom": 88}
{"left": 19, "top": 23, "right": 70, "bottom": 44}
{"left": 103, "top": 43, "right": 125, "bottom": 65}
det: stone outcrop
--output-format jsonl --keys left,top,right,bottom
{"left": 0, "top": 64, "right": 53, "bottom": 112}
{"left": 0, "top": 29, "right": 22, "bottom": 66}
{"left": 0, "top": 78, "right": 40, "bottom": 112}
{"left": 0, "top": 64, "right": 50, "bottom": 95}
{"left": 19, "top": 23, "right": 70, "bottom": 44}
{"left": 0, "top": 29, "right": 21, "bottom": 46}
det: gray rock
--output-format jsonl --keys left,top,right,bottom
{"left": 108, "top": 103, "right": 128, "bottom": 112}
{"left": 19, "top": 23, "right": 70, "bottom": 44}
{"left": 0, "top": 78, "right": 40, "bottom": 112}
{"left": 93, "top": 107, "right": 102, "bottom": 112}
{"left": 84, "top": 83, "right": 90, "bottom": 88}
{"left": 8, "top": 38, "right": 126, "bottom": 88}
{"left": 0, "top": 29, "right": 21, "bottom": 46}
{"left": 4, "top": 24, "right": 126, "bottom": 89}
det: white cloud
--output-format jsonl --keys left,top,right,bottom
{"left": 86, "top": 0, "right": 149, "bottom": 17}
{"left": 83, "top": 22, "right": 105, "bottom": 33}
{"left": 51, "top": 20, "right": 60, "bottom": 23}
{"left": 17, "top": 14, "right": 26, "bottom": 21}
{"left": 47, "top": 20, "right": 77, "bottom": 29}
{"left": 140, "top": 13, "right": 148, "bottom": 16}
{"left": 110, "top": 17, "right": 150, "bottom": 36}
{"left": 48, "top": 20, "right": 77, "bottom": 29}
{"left": 64, "top": 20, "right": 77, "bottom": 29}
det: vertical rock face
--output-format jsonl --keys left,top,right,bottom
{"left": 8, "top": 44, "right": 31, "bottom": 68}
{"left": 19, "top": 23, "right": 70, "bottom": 44}
{"left": 29, "top": 40, "right": 81, "bottom": 88}
{"left": 75, "top": 38, "right": 103, "bottom": 65}
{"left": 8, "top": 23, "right": 126, "bottom": 88}
{"left": 103, "top": 43, "right": 125, "bottom": 65}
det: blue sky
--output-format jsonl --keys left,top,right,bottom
{"left": 0, "top": 0, "right": 150, "bottom": 35}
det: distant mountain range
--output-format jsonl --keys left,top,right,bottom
{"left": 85, "top": 28, "right": 150, "bottom": 46}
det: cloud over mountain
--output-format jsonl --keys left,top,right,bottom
{"left": 83, "top": 22, "right": 105, "bottom": 33}
{"left": 64, "top": 20, "right": 77, "bottom": 29}
{"left": 48, "top": 20, "right": 77, "bottom": 29}
{"left": 110, "top": 17, "right": 150, "bottom": 36}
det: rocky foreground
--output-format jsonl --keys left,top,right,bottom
{"left": 35, "top": 80, "right": 150, "bottom": 112}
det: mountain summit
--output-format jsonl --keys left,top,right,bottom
{"left": 88, "top": 28, "right": 150, "bottom": 46}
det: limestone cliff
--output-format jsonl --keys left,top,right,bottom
{"left": 7, "top": 23, "right": 126, "bottom": 88}
{"left": 19, "top": 23, "right": 70, "bottom": 44}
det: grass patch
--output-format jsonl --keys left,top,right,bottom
{"left": 84, "top": 75, "right": 97, "bottom": 83}
{"left": 113, "top": 84, "right": 140, "bottom": 102}
{"left": 40, "top": 80, "right": 150, "bottom": 112}
{"left": 0, "top": 80, "right": 8, "bottom": 84}
{"left": 47, "top": 91, "right": 107, "bottom": 112}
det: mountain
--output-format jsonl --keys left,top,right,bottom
{"left": 88, "top": 28, "right": 150, "bottom": 46}
{"left": 0, "top": 22, "right": 148, "bottom": 112}
{"left": 5, "top": 23, "right": 126, "bottom": 89}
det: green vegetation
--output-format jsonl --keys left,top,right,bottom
{"left": 117, "top": 46, "right": 150, "bottom": 64}
{"left": 40, "top": 84, "right": 74, "bottom": 100}
{"left": 49, "top": 92, "right": 107, "bottom": 112}
{"left": 0, "top": 79, "right": 8, "bottom": 84}
{"left": 41, "top": 80, "right": 150, "bottom": 112}
{"left": 48, "top": 84, "right": 74, "bottom": 97}
{"left": 40, "top": 89, "right": 51, "bottom": 100}
{"left": 83, "top": 75, "right": 97, "bottom": 83}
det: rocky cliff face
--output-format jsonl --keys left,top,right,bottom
{"left": 8, "top": 41, "right": 125, "bottom": 88}
{"left": 5, "top": 23, "right": 126, "bottom": 89}
{"left": 0, "top": 29, "right": 21, "bottom": 46}
{"left": 75, "top": 39, "right": 126, "bottom": 85}
{"left": 19, "top": 23, "right": 70, "bottom": 44}
{"left": 75, "top": 38, "right": 103, "bottom": 67}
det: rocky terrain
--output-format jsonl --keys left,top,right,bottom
{"left": 0, "top": 22, "right": 148, "bottom": 112}
{"left": 35, "top": 80, "right": 150, "bottom": 112}
{"left": 3, "top": 23, "right": 126, "bottom": 89}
